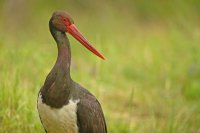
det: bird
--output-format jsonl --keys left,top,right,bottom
{"left": 37, "top": 11, "right": 107, "bottom": 133}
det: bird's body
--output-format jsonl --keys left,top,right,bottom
{"left": 37, "top": 11, "right": 107, "bottom": 133}
{"left": 37, "top": 94, "right": 79, "bottom": 133}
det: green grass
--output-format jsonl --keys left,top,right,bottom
{"left": 1, "top": 0, "right": 200, "bottom": 133}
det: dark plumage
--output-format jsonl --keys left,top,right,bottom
{"left": 37, "top": 11, "right": 107, "bottom": 133}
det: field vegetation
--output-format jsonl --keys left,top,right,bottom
{"left": 0, "top": 0, "right": 200, "bottom": 132}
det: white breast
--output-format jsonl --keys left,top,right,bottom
{"left": 37, "top": 93, "right": 80, "bottom": 133}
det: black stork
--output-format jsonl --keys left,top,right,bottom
{"left": 37, "top": 11, "right": 107, "bottom": 133}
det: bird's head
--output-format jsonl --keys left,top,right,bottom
{"left": 50, "top": 11, "right": 105, "bottom": 60}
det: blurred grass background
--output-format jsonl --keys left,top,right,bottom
{"left": 1, "top": 0, "right": 200, "bottom": 132}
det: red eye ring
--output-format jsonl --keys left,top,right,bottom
{"left": 63, "top": 18, "right": 70, "bottom": 25}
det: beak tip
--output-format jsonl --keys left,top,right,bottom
{"left": 98, "top": 54, "right": 105, "bottom": 60}
{"left": 68, "top": 24, "right": 106, "bottom": 61}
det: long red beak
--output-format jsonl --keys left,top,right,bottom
{"left": 67, "top": 24, "right": 105, "bottom": 60}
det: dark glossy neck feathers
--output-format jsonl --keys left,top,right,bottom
{"left": 40, "top": 20, "right": 72, "bottom": 108}
{"left": 48, "top": 19, "right": 72, "bottom": 83}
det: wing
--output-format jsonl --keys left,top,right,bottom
{"left": 77, "top": 96, "right": 107, "bottom": 133}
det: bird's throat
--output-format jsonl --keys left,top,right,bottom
{"left": 49, "top": 20, "right": 72, "bottom": 79}
{"left": 40, "top": 23, "right": 72, "bottom": 108}
{"left": 54, "top": 34, "right": 71, "bottom": 79}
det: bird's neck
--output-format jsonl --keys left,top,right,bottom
{"left": 40, "top": 21, "right": 73, "bottom": 108}
{"left": 51, "top": 22, "right": 71, "bottom": 76}
{"left": 44, "top": 23, "right": 72, "bottom": 88}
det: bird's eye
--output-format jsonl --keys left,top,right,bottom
{"left": 63, "top": 18, "right": 67, "bottom": 22}
{"left": 63, "top": 18, "right": 70, "bottom": 25}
